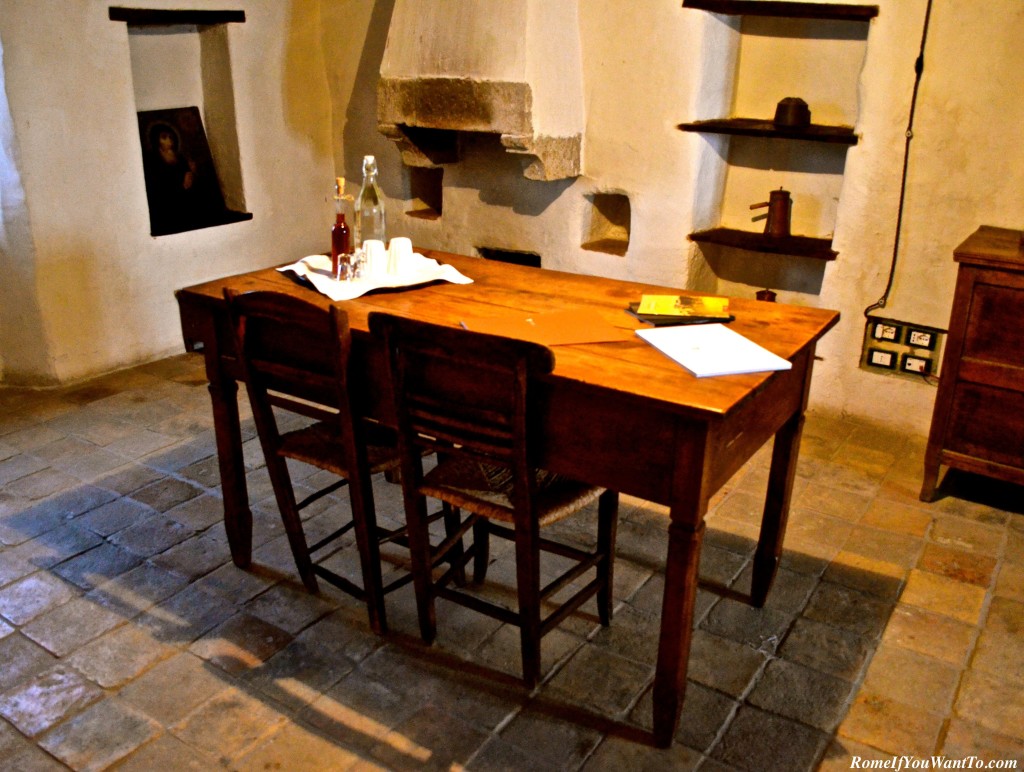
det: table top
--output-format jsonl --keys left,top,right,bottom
{"left": 176, "top": 249, "right": 840, "bottom": 422}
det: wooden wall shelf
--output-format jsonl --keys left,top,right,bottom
{"left": 679, "top": 118, "right": 858, "bottom": 145}
{"left": 681, "top": 0, "right": 876, "bottom": 266}
{"left": 109, "top": 7, "right": 246, "bottom": 25}
{"left": 689, "top": 227, "right": 837, "bottom": 261}
{"left": 681, "top": 0, "right": 878, "bottom": 21}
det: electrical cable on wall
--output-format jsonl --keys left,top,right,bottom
{"left": 864, "top": 0, "right": 935, "bottom": 318}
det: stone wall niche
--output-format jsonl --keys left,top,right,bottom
{"left": 377, "top": 0, "right": 585, "bottom": 181}
{"left": 112, "top": 8, "right": 251, "bottom": 236}
{"left": 406, "top": 166, "right": 444, "bottom": 219}
{"left": 582, "top": 192, "right": 631, "bottom": 257}
{"left": 478, "top": 246, "right": 542, "bottom": 268}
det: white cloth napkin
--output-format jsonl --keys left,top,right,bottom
{"left": 277, "top": 253, "right": 473, "bottom": 302}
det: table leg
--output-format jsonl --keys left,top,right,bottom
{"left": 652, "top": 517, "right": 705, "bottom": 747}
{"left": 751, "top": 409, "right": 804, "bottom": 607}
{"left": 652, "top": 426, "right": 710, "bottom": 748}
{"left": 206, "top": 374, "right": 253, "bottom": 568}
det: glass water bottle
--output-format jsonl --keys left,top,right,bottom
{"left": 355, "top": 155, "right": 385, "bottom": 248}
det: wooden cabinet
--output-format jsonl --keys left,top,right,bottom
{"left": 920, "top": 226, "right": 1024, "bottom": 501}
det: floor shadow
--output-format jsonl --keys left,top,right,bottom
{"left": 932, "top": 468, "right": 1024, "bottom": 514}
{"left": 0, "top": 357, "right": 1009, "bottom": 770}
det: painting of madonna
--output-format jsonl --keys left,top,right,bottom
{"left": 138, "top": 107, "right": 230, "bottom": 236}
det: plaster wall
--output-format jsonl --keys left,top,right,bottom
{"left": 331, "top": 0, "right": 1024, "bottom": 435}
{"left": 812, "top": 0, "right": 1024, "bottom": 433}
{"left": 381, "top": 0, "right": 526, "bottom": 80}
{"left": 3, "top": 0, "right": 1024, "bottom": 440}
{"left": 128, "top": 25, "right": 204, "bottom": 111}
{"left": 0, "top": 0, "right": 335, "bottom": 385}
{"left": 366, "top": 0, "right": 699, "bottom": 289}
{"left": 525, "top": 1, "right": 584, "bottom": 140}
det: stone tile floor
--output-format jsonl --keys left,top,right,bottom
{"left": 0, "top": 353, "right": 1022, "bottom": 770}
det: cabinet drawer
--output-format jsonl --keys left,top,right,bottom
{"left": 963, "top": 281, "right": 1024, "bottom": 368}
{"left": 947, "top": 381, "right": 1024, "bottom": 469}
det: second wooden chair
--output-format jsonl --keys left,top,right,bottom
{"left": 224, "top": 289, "right": 408, "bottom": 634}
{"left": 369, "top": 311, "right": 620, "bottom": 686}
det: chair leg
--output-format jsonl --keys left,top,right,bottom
{"left": 472, "top": 517, "right": 490, "bottom": 584}
{"left": 402, "top": 488, "right": 438, "bottom": 645}
{"left": 514, "top": 515, "right": 543, "bottom": 688}
{"left": 442, "top": 503, "right": 467, "bottom": 587}
{"left": 596, "top": 489, "right": 619, "bottom": 627}
{"left": 347, "top": 468, "right": 388, "bottom": 635}
{"left": 265, "top": 452, "right": 318, "bottom": 593}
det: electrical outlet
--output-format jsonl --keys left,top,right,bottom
{"left": 861, "top": 317, "right": 945, "bottom": 382}
{"left": 872, "top": 322, "right": 901, "bottom": 342}
{"left": 901, "top": 354, "right": 931, "bottom": 374}
{"left": 906, "top": 327, "right": 937, "bottom": 350}
{"left": 867, "top": 348, "right": 896, "bottom": 369}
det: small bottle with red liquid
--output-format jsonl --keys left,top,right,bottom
{"left": 331, "top": 177, "right": 352, "bottom": 279}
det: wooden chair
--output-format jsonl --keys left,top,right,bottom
{"left": 224, "top": 289, "right": 410, "bottom": 634}
{"left": 369, "top": 311, "right": 619, "bottom": 686}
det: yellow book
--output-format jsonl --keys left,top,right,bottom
{"left": 636, "top": 294, "right": 731, "bottom": 318}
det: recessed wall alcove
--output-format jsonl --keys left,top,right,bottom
{"left": 477, "top": 247, "right": 542, "bottom": 268}
{"left": 110, "top": 7, "right": 252, "bottom": 236}
{"left": 405, "top": 166, "right": 443, "bottom": 220}
{"left": 582, "top": 192, "right": 631, "bottom": 257}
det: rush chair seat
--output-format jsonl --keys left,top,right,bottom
{"left": 224, "top": 289, "right": 414, "bottom": 634}
{"left": 369, "top": 311, "right": 619, "bottom": 687}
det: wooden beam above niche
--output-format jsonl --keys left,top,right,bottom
{"left": 108, "top": 7, "right": 246, "bottom": 25}
{"left": 681, "top": 0, "right": 877, "bottom": 21}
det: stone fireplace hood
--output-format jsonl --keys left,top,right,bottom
{"left": 377, "top": 0, "right": 584, "bottom": 181}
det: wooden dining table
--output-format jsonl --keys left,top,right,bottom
{"left": 175, "top": 249, "right": 839, "bottom": 747}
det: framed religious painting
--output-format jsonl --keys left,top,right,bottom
{"left": 137, "top": 106, "right": 232, "bottom": 236}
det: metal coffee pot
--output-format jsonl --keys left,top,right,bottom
{"left": 750, "top": 188, "right": 792, "bottom": 238}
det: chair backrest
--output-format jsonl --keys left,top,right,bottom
{"left": 369, "top": 312, "right": 555, "bottom": 484}
{"left": 224, "top": 288, "right": 359, "bottom": 447}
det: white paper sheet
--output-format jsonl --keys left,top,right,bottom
{"left": 636, "top": 323, "right": 792, "bottom": 378}
{"left": 277, "top": 253, "right": 473, "bottom": 301}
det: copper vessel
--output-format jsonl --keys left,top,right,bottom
{"left": 750, "top": 188, "right": 792, "bottom": 238}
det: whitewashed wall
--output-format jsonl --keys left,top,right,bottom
{"left": 0, "top": 0, "right": 334, "bottom": 385}
{"left": 329, "top": 0, "right": 1024, "bottom": 435}
{"left": 815, "top": 0, "right": 1024, "bottom": 433}
{"left": 3, "top": 0, "right": 1024, "bottom": 438}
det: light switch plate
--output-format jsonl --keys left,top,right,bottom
{"left": 860, "top": 317, "right": 945, "bottom": 382}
